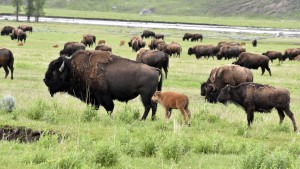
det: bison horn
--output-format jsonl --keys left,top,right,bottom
{"left": 59, "top": 61, "right": 65, "bottom": 72}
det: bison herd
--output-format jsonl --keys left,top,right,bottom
{"left": 1, "top": 25, "right": 299, "bottom": 131}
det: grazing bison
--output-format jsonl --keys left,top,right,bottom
{"left": 217, "top": 82, "right": 297, "bottom": 132}
{"left": 0, "top": 48, "right": 14, "bottom": 79}
{"left": 95, "top": 44, "right": 112, "bottom": 52}
{"left": 119, "top": 40, "right": 125, "bottom": 46}
{"left": 136, "top": 50, "right": 169, "bottom": 79}
{"left": 191, "top": 34, "right": 203, "bottom": 42}
{"left": 159, "top": 43, "right": 182, "bottom": 57}
{"left": 282, "top": 48, "right": 300, "bottom": 61}
{"left": 217, "top": 45, "right": 246, "bottom": 60}
{"left": 154, "top": 33, "right": 164, "bottom": 40}
{"left": 17, "top": 25, "right": 33, "bottom": 33}
{"left": 148, "top": 39, "right": 165, "bottom": 50}
{"left": 188, "top": 45, "right": 218, "bottom": 59}
{"left": 81, "top": 35, "right": 94, "bottom": 47}
{"left": 1, "top": 26, "right": 14, "bottom": 36}
{"left": 60, "top": 42, "right": 86, "bottom": 56}
{"left": 128, "top": 35, "right": 140, "bottom": 47}
{"left": 262, "top": 51, "right": 283, "bottom": 63}
{"left": 83, "top": 34, "right": 96, "bottom": 44}
{"left": 98, "top": 40, "right": 105, "bottom": 45}
{"left": 152, "top": 91, "right": 191, "bottom": 127}
{"left": 44, "top": 50, "right": 162, "bottom": 120}
{"left": 182, "top": 33, "right": 193, "bottom": 41}
{"left": 200, "top": 64, "right": 253, "bottom": 103}
{"left": 252, "top": 39, "right": 257, "bottom": 47}
{"left": 10, "top": 29, "right": 27, "bottom": 43}
{"left": 141, "top": 30, "right": 155, "bottom": 39}
{"left": 233, "top": 52, "right": 271, "bottom": 76}
{"left": 131, "top": 38, "right": 146, "bottom": 52}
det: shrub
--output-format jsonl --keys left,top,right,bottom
{"left": 161, "top": 136, "right": 184, "bottom": 162}
{"left": 82, "top": 105, "right": 98, "bottom": 122}
{"left": 27, "top": 99, "right": 48, "bottom": 120}
{"left": 118, "top": 105, "right": 140, "bottom": 124}
{"left": 140, "top": 136, "right": 157, "bottom": 157}
{"left": 94, "top": 142, "right": 119, "bottom": 167}
{"left": 0, "top": 95, "right": 16, "bottom": 112}
{"left": 58, "top": 153, "right": 82, "bottom": 169}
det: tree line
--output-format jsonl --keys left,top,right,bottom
{"left": 12, "top": 0, "right": 46, "bottom": 22}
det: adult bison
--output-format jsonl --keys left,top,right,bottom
{"left": 83, "top": 34, "right": 96, "bottom": 44}
{"left": 95, "top": 44, "right": 112, "bottom": 52}
{"left": 217, "top": 46, "right": 246, "bottom": 60}
{"left": 233, "top": 52, "right": 271, "bottom": 76}
{"left": 44, "top": 50, "right": 162, "bottom": 120}
{"left": 282, "top": 48, "right": 300, "bottom": 61}
{"left": 191, "top": 34, "right": 203, "bottom": 42}
{"left": 182, "top": 33, "right": 193, "bottom": 41}
{"left": 200, "top": 64, "right": 253, "bottom": 103}
{"left": 10, "top": 29, "right": 27, "bottom": 43}
{"left": 262, "top": 51, "right": 283, "bottom": 63}
{"left": 154, "top": 33, "right": 164, "bottom": 40}
{"left": 148, "top": 39, "right": 165, "bottom": 50}
{"left": 141, "top": 30, "right": 155, "bottom": 39}
{"left": 17, "top": 25, "right": 33, "bottom": 33}
{"left": 136, "top": 50, "right": 169, "bottom": 79}
{"left": 0, "top": 48, "right": 14, "bottom": 79}
{"left": 1, "top": 26, "right": 14, "bottom": 36}
{"left": 81, "top": 34, "right": 94, "bottom": 47}
{"left": 217, "top": 82, "right": 297, "bottom": 132}
{"left": 159, "top": 42, "right": 182, "bottom": 57}
{"left": 188, "top": 45, "right": 218, "bottom": 59}
{"left": 60, "top": 42, "right": 86, "bottom": 56}
{"left": 252, "top": 39, "right": 257, "bottom": 47}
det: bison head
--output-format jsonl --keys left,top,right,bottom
{"left": 187, "top": 47, "right": 194, "bottom": 55}
{"left": 43, "top": 56, "right": 71, "bottom": 97}
{"left": 200, "top": 82, "right": 207, "bottom": 96}
{"left": 216, "top": 85, "right": 232, "bottom": 104}
{"left": 205, "top": 84, "right": 219, "bottom": 103}
{"left": 151, "top": 91, "right": 161, "bottom": 103}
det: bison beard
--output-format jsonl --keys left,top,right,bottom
{"left": 217, "top": 83, "right": 297, "bottom": 132}
{"left": 44, "top": 50, "right": 162, "bottom": 120}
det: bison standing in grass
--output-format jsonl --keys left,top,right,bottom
{"left": 233, "top": 52, "right": 271, "bottom": 76}
{"left": 0, "top": 48, "right": 14, "bottom": 79}
{"left": 17, "top": 25, "right": 33, "bottom": 33}
{"left": 262, "top": 51, "right": 283, "bottom": 63}
{"left": 282, "top": 48, "right": 300, "bottom": 61}
{"left": 217, "top": 82, "right": 297, "bottom": 132}
{"left": 182, "top": 33, "right": 193, "bottom": 41}
{"left": 191, "top": 33, "right": 203, "bottom": 42}
{"left": 152, "top": 91, "right": 191, "bottom": 127}
{"left": 141, "top": 30, "right": 155, "bottom": 39}
{"left": 188, "top": 45, "right": 218, "bottom": 59}
{"left": 60, "top": 42, "right": 86, "bottom": 56}
{"left": 44, "top": 50, "right": 162, "bottom": 120}
{"left": 1, "top": 26, "right": 14, "bottom": 36}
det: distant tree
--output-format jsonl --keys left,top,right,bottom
{"left": 12, "top": 0, "right": 23, "bottom": 21}
{"left": 24, "top": 0, "right": 34, "bottom": 22}
{"left": 33, "top": 0, "right": 45, "bottom": 22}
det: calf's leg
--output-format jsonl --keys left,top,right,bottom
{"left": 179, "top": 108, "right": 186, "bottom": 127}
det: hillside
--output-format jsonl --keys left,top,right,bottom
{"left": 1, "top": 0, "right": 300, "bottom": 19}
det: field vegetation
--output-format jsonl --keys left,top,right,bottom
{"left": 0, "top": 20, "right": 300, "bottom": 168}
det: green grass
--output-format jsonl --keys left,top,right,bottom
{"left": 0, "top": 20, "right": 300, "bottom": 168}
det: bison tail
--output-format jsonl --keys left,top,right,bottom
{"left": 9, "top": 50, "right": 14, "bottom": 69}
{"left": 156, "top": 69, "right": 163, "bottom": 91}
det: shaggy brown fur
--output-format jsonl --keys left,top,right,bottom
{"left": 152, "top": 91, "right": 191, "bottom": 127}
{"left": 98, "top": 40, "right": 106, "bottom": 45}
{"left": 119, "top": 40, "right": 125, "bottom": 46}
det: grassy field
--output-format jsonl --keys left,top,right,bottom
{"left": 1, "top": 5, "right": 300, "bottom": 29}
{"left": 0, "top": 20, "right": 300, "bottom": 168}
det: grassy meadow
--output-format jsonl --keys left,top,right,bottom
{"left": 0, "top": 20, "right": 300, "bottom": 168}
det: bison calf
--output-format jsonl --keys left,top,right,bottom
{"left": 217, "top": 82, "right": 297, "bottom": 132}
{"left": 152, "top": 91, "right": 191, "bottom": 127}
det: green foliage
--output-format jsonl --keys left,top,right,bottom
{"left": 140, "top": 136, "right": 158, "bottom": 157}
{"left": 241, "top": 145, "right": 267, "bottom": 169}
{"left": 37, "top": 133, "right": 59, "bottom": 149}
{"left": 23, "top": 149, "right": 47, "bottom": 164}
{"left": 261, "top": 150, "right": 293, "bottom": 169}
{"left": 161, "top": 135, "right": 185, "bottom": 162}
{"left": 94, "top": 142, "right": 119, "bottom": 167}
{"left": 27, "top": 99, "right": 48, "bottom": 120}
{"left": 118, "top": 105, "right": 140, "bottom": 124}
{"left": 82, "top": 105, "right": 98, "bottom": 122}
{"left": 193, "top": 137, "right": 221, "bottom": 154}
{"left": 58, "top": 153, "right": 82, "bottom": 169}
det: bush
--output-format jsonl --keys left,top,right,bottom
{"left": 0, "top": 95, "right": 16, "bottom": 112}
{"left": 161, "top": 136, "right": 185, "bottom": 162}
{"left": 118, "top": 105, "right": 140, "bottom": 124}
{"left": 262, "top": 150, "right": 293, "bottom": 169}
{"left": 94, "top": 142, "right": 119, "bottom": 167}
{"left": 58, "top": 153, "right": 82, "bottom": 169}
{"left": 193, "top": 137, "right": 221, "bottom": 154}
{"left": 27, "top": 99, "right": 48, "bottom": 120}
{"left": 82, "top": 105, "right": 98, "bottom": 122}
{"left": 140, "top": 136, "right": 157, "bottom": 157}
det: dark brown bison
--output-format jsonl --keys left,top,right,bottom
{"left": 182, "top": 33, "right": 193, "bottom": 41}
{"left": 217, "top": 82, "right": 297, "bottom": 132}
{"left": 262, "top": 51, "right": 283, "bottom": 63}
{"left": 191, "top": 34, "right": 203, "bottom": 42}
{"left": 148, "top": 39, "right": 165, "bottom": 50}
{"left": 44, "top": 50, "right": 162, "bottom": 120}
{"left": 60, "top": 42, "right": 86, "bottom": 56}
{"left": 81, "top": 35, "right": 94, "bottom": 47}
{"left": 136, "top": 50, "right": 169, "bottom": 79}
{"left": 10, "top": 29, "right": 27, "bottom": 43}
{"left": 159, "top": 42, "right": 182, "bottom": 57}
{"left": 152, "top": 91, "right": 191, "bottom": 127}
{"left": 233, "top": 52, "right": 271, "bottom": 76}
{"left": 128, "top": 35, "right": 140, "bottom": 47}
{"left": 95, "top": 44, "right": 112, "bottom": 52}
{"left": 188, "top": 45, "right": 218, "bottom": 59}
{"left": 201, "top": 64, "right": 253, "bottom": 103}
{"left": 141, "top": 30, "right": 155, "bottom": 39}
{"left": 282, "top": 48, "right": 300, "bottom": 61}
{"left": 1, "top": 26, "right": 14, "bottom": 36}
{"left": 131, "top": 39, "right": 146, "bottom": 52}
{"left": 0, "top": 48, "right": 14, "bottom": 79}
{"left": 17, "top": 25, "right": 33, "bottom": 33}
{"left": 154, "top": 33, "right": 164, "bottom": 40}
{"left": 217, "top": 46, "right": 246, "bottom": 60}
{"left": 252, "top": 39, "right": 257, "bottom": 47}
{"left": 83, "top": 34, "right": 96, "bottom": 44}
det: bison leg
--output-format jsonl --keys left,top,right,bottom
{"left": 164, "top": 107, "right": 170, "bottom": 120}
{"left": 163, "top": 66, "right": 168, "bottom": 79}
{"left": 140, "top": 96, "right": 152, "bottom": 120}
{"left": 3, "top": 66, "right": 9, "bottom": 79}
{"left": 185, "top": 108, "right": 191, "bottom": 127}
{"left": 261, "top": 67, "right": 266, "bottom": 75}
{"left": 8, "top": 65, "right": 13, "bottom": 80}
{"left": 179, "top": 108, "right": 187, "bottom": 127}
{"left": 150, "top": 100, "right": 158, "bottom": 120}
{"left": 101, "top": 95, "right": 115, "bottom": 117}
{"left": 276, "top": 108, "right": 285, "bottom": 124}
{"left": 266, "top": 66, "right": 271, "bottom": 76}
{"left": 283, "top": 108, "right": 298, "bottom": 132}
{"left": 168, "top": 109, "right": 172, "bottom": 119}
{"left": 246, "top": 109, "right": 254, "bottom": 128}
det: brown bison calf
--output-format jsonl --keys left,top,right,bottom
{"left": 119, "top": 40, "right": 125, "bottom": 46}
{"left": 152, "top": 91, "right": 191, "bottom": 127}
{"left": 217, "top": 82, "right": 297, "bottom": 132}
{"left": 98, "top": 40, "right": 106, "bottom": 45}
